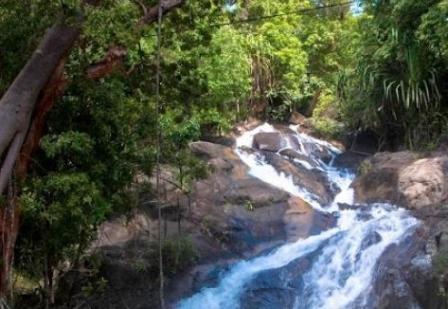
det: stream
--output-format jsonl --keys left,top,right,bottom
{"left": 177, "top": 123, "right": 420, "bottom": 309}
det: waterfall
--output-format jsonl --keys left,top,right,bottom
{"left": 177, "top": 123, "right": 419, "bottom": 309}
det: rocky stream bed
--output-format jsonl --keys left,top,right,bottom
{"left": 88, "top": 121, "right": 448, "bottom": 309}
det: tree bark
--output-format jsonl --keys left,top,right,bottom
{"left": 16, "top": 60, "right": 69, "bottom": 179}
{"left": 0, "top": 21, "right": 80, "bottom": 303}
{"left": 0, "top": 0, "right": 186, "bottom": 193}
{"left": 0, "top": 21, "right": 81, "bottom": 194}
{"left": 0, "top": 181, "right": 19, "bottom": 300}
{"left": 17, "top": 0, "right": 186, "bottom": 177}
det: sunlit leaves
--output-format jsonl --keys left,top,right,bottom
{"left": 19, "top": 172, "right": 108, "bottom": 276}
{"left": 198, "top": 26, "right": 251, "bottom": 106}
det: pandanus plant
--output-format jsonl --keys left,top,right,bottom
{"left": 359, "top": 32, "right": 442, "bottom": 148}
{"left": 382, "top": 44, "right": 441, "bottom": 111}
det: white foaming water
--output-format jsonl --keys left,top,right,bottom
{"left": 178, "top": 228, "right": 339, "bottom": 309}
{"left": 299, "top": 206, "right": 417, "bottom": 309}
{"left": 177, "top": 123, "right": 419, "bottom": 309}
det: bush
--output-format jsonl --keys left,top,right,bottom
{"left": 311, "top": 117, "right": 344, "bottom": 140}
{"left": 313, "top": 92, "right": 337, "bottom": 119}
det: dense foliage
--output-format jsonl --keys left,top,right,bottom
{"left": 340, "top": 0, "right": 448, "bottom": 149}
{"left": 2, "top": 0, "right": 448, "bottom": 307}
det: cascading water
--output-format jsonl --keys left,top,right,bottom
{"left": 177, "top": 123, "right": 419, "bottom": 309}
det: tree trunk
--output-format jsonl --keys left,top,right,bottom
{"left": 0, "top": 180, "right": 19, "bottom": 301}
{"left": 0, "top": 21, "right": 81, "bottom": 194}
{"left": 16, "top": 60, "right": 69, "bottom": 180}
{"left": 0, "top": 22, "right": 80, "bottom": 302}
{"left": 0, "top": 0, "right": 186, "bottom": 193}
{"left": 250, "top": 54, "right": 270, "bottom": 117}
{"left": 43, "top": 253, "right": 54, "bottom": 309}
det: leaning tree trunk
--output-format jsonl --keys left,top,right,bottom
{"left": 16, "top": 60, "right": 70, "bottom": 180}
{"left": 0, "top": 21, "right": 81, "bottom": 194}
{"left": 0, "top": 20, "right": 81, "bottom": 299}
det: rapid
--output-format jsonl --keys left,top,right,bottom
{"left": 177, "top": 123, "right": 419, "bottom": 309}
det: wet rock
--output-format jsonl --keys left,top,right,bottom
{"left": 191, "top": 264, "right": 231, "bottom": 292}
{"left": 240, "top": 233, "right": 332, "bottom": 309}
{"left": 302, "top": 142, "right": 333, "bottom": 164}
{"left": 370, "top": 228, "right": 444, "bottom": 309}
{"left": 253, "top": 132, "right": 285, "bottom": 152}
{"left": 241, "top": 255, "right": 313, "bottom": 309}
{"left": 242, "top": 286, "right": 298, "bottom": 309}
{"left": 360, "top": 231, "right": 381, "bottom": 250}
{"left": 338, "top": 203, "right": 360, "bottom": 211}
{"left": 284, "top": 197, "right": 336, "bottom": 242}
{"left": 262, "top": 151, "right": 335, "bottom": 205}
{"left": 279, "top": 149, "right": 316, "bottom": 169}
{"left": 285, "top": 134, "right": 303, "bottom": 151}
{"left": 355, "top": 211, "right": 374, "bottom": 222}
{"left": 238, "top": 145, "right": 256, "bottom": 155}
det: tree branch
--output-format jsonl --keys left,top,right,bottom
{"left": 0, "top": 133, "right": 25, "bottom": 195}
{"left": 86, "top": 0, "right": 185, "bottom": 80}
{"left": 138, "top": 0, "right": 183, "bottom": 26}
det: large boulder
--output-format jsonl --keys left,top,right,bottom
{"left": 239, "top": 202, "right": 335, "bottom": 309}
{"left": 352, "top": 151, "right": 418, "bottom": 205}
{"left": 223, "top": 178, "right": 289, "bottom": 208}
{"left": 253, "top": 132, "right": 286, "bottom": 152}
{"left": 368, "top": 226, "right": 444, "bottom": 309}
{"left": 352, "top": 150, "right": 448, "bottom": 309}
{"left": 398, "top": 157, "right": 448, "bottom": 209}
{"left": 192, "top": 199, "right": 336, "bottom": 309}
{"left": 186, "top": 141, "right": 299, "bottom": 259}
{"left": 190, "top": 141, "right": 239, "bottom": 161}
{"left": 352, "top": 151, "right": 448, "bottom": 209}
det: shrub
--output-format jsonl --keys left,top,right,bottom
{"left": 311, "top": 117, "right": 344, "bottom": 140}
